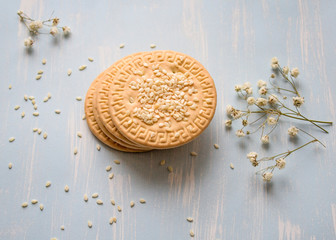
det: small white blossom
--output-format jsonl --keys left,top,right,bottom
{"left": 258, "top": 86, "right": 267, "bottom": 95}
{"left": 247, "top": 152, "right": 258, "bottom": 160}
{"left": 235, "top": 129, "right": 245, "bottom": 137}
{"left": 261, "top": 135, "right": 269, "bottom": 144}
{"left": 235, "top": 85, "right": 242, "bottom": 92}
{"left": 292, "top": 96, "right": 304, "bottom": 107}
{"left": 28, "top": 20, "right": 43, "bottom": 32}
{"left": 256, "top": 98, "right": 267, "bottom": 107}
{"left": 288, "top": 126, "right": 299, "bottom": 137}
{"left": 262, "top": 172, "right": 273, "bottom": 181}
{"left": 231, "top": 110, "right": 242, "bottom": 119}
{"left": 17, "top": 10, "right": 23, "bottom": 15}
{"left": 268, "top": 94, "right": 278, "bottom": 104}
{"left": 276, "top": 158, "right": 286, "bottom": 169}
{"left": 291, "top": 67, "right": 300, "bottom": 78}
{"left": 257, "top": 80, "right": 267, "bottom": 88}
{"left": 225, "top": 119, "right": 232, "bottom": 127}
{"left": 271, "top": 57, "right": 278, "bottom": 64}
{"left": 245, "top": 87, "right": 253, "bottom": 95}
{"left": 247, "top": 97, "right": 256, "bottom": 105}
{"left": 283, "top": 66, "right": 289, "bottom": 75}
{"left": 267, "top": 117, "right": 277, "bottom": 125}
{"left": 24, "top": 37, "right": 34, "bottom": 47}
{"left": 242, "top": 82, "right": 251, "bottom": 90}
{"left": 62, "top": 26, "right": 71, "bottom": 35}
{"left": 226, "top": 105, "right": 235, "bottom": 115}
{"left": 52, "top": 18, "right": 60, "bottom": 26}
{"left": 50, "top": 26, "right": 59, "bottom": 36}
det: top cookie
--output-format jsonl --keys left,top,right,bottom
{"left": 108, "top": 50, "right": 217, "bottom": 149}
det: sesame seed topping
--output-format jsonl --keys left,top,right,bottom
{"left": 230, "top": 163, "right": 235, "bottom": 169}
{"left": 42, "top": 58, "right": 46, "bottom": 65}
{"left": 84, "top": 194, "right": 88, "bottom": 202}
{"left": 9, "top": 84, "right": 12, "bottom": 89}
{"left": 160, "top": 160, "right": 166, "bottom": 166}
{"left": 37, "top": 70, "right": 43, "bottom": 74}
{"left": 9, "top": 137, "right": 15, "bottom": 142}
{"left": 88, "top": 221, "right": 92, "bottom": 228}
{"left": 47, "top": 93, "right": 51, "bottom": 99}
{"left": 14, "top": 105, "right": 20, "bottom": 110}
{"left": 24, "top": 95, "right": 28, "bottom": 101}
{"left": 29, "top": 96, "right": 34, "bottom": 100}
{"left": 60, "top": 225, "right": 65, "bottom": 230}
{"left": 113, "top": 217, "right": 117, "bottom": 223}
{"left": 77, "top": 132, "right": 82, "bottom": 138}
{"left": 74, "top": 148, "right": 78, "bottom": 155}
{"left": 214, "top": 144, "right": 219, "bottom": 149}
{"left": 76, "top": 96, "right": 82, "bottom": 101}
{"left": 96, "top": 144, "right": 101, "bottom": 151}
{"left": 45, "top": 181, "right": 51, "bottom": 187}
{"left": 79, "top": 65, "right": 87, "bottom": 71}
{"left": 92, "top": 193, "right": 98, "bottom": 198}
{"left": 64, "top": 185, "right": 69, "bottom": 192}
{"left": 33, "top": 104, "right": 38, "bottom": 110}
{"left": 190, "top": 230, "right": 195, "bottom": 237}
{"left": 150, "top": 44, "right": 156, "bottom": 48}
{"left": 167, "top": 166, "right": 173, "bottom": 173}
{"left": 31, "top": 100, "right": 36, "bottom": 105}
{"left": 139, "top": 199, "right": 146, "bottom": 204}
{"left": 67, "top": 69, "right": 72, "bottom": 76}
{"left": 111, "top": 199, "right": 115, "bottom": 205}
{"left": 82, "top": 115, "right": 86, "bottom": 120}
{"left": 22, "top": 202, "right": 28, "bottom": 208}
{"left": 114, "top": 160, "right": 120, "bottom": 165}
{"left": 108, "top": 173, "right": 114, "bottom": 179}
{"left": 187, "top": 217, "right": 193, "bottom": 222}
{"left": 119, "top": 43, "right": 125, "bottom": 48}
{"left": 36, "top": 75, "right": 42, "bottom": 80}
{"left": 38, "top": 129, "right": 42, "bottom": 134}
{"left": 31, "top": 199, "right": 38, "bottom": 204}
{"left": 43, "top": 97, "right": 49, "bottom": 102}
{"left": 130, "top": 201, "right": 135, "bottom": 207}
{"left": 96, "top": 199, "right": 103, "bottom": 205}
{"left": 43, "top": 132, "right": 48, "bottom": 139}
{"left": 8, "top": 163, "right": 12, "bottom": 169}
{"left": 39, "top": 204, "right": 44, "bottom": 211}
{"left": 117, "top": 206, "right": 122, "bottom": 212}
{"left": 109, "top": 217, "right": 114, "bottom": 225}
{"left": 88, "top": 57, "right": 94, "bottom": 62}
{"left": 55, "top": 109, "right": 61, "bottom": 114}
{"left": 33, "top": 128, "right": 38, "bottom": 132}
{"left": 33, "top": 112, "right": 39, "bottom": 116}
{"left": 106, "top": 165, "right": 112, "bottom": 172}
{"left": 21, "top": 112, "right": 25, "bottom": 118}
{"left": 190, "top": 152, "right": 198, "bottom": 156}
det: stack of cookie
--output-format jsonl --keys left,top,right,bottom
{"left": 85, "top": 50, "right": 217, "bottom": 152}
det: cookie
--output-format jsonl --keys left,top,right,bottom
{"left": 107, "top": 50, "right": 217, "bottom": 149}
{"left": 84, "top": 74, "right": 148, "bottom": 153}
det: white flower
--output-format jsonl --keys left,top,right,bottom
{"left": 258, "top": 86, "right": 267, "bottom": 95}
{"left": 62, "top": 26, "right": 71, "bottom": 35}
{"left": 268, "top": 94, "right": 278, "bottom": 104}
{"left": 276, "top": 158, "right": 286, "bottom": 169}
{"left": 291, "top": 67, "right": 300, "bottom": 78}
{"left": 226, "top": 105, "right": 235, "bottom": 115}
{"left": 247, "top": 152, "right": 258, "bottom": 160}
{"left": 231, "top": 110, "right": 242, "bottom": 119}
{"left": 257, "top": 80, "right": 267, "bottom": 88}
{"left": 256, "top": 98, "right": 267, "bottom": 107}
{"left": 271, "top": 64, "right": 278, "bottom": 70}
{"left": 247, "top": 97, "right": 256, "bottom": 105}
{"left": 28, "top": 20, "right": 43, "bottom": 32}
{"left": 261, "top": 135, "right": 269, "bottom": 144}
{"left": 271, "top": 57, "right": 278, "bottom": 64}
{"left": 245, "top": 87, "right": 253, "bottom": 95}
{"left": 235, "top": 129, "right": 245, "bottom": 137}
{"left": 24, "top": 37, "right": 34, "bottom": 47}
{"left": 50, "top": 26, "right": 59, "bottom": 36}
{"left": 292, "top": 96, "right": 304, "bottom": 107}
{"left": 262, "top": 172, "right": 273, "bottom": 181}
{"left": 288, "top": 126, "right": 299, "bottom": 137}
{"left": 267, "top": 117, "right": 277, "bottom": 125}
{"left": 17, "top": 10, "right": 23, "bottom": 15}
{"left": 52, "top": 18, "right": 60, "bottom": 26}
{"left": 283, "top": 66, "right": 289, "bottom": 75}
{"left": 225, "top": 119, "right": 232, "bottom": 127}
{"left": 242, "top": 82, "right": 251, "bottom": 90}
{"left": 235, "top": 85, "right": 242, "bottom": 92}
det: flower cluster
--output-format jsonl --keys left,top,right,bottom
{"left": 17, "top": 10, "right": 71, "bottom": 48}
{"left": 226, "top": 57, "right": 332, "bottom": 181}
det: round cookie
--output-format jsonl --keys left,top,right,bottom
{"left": 85, "top": 74, "right": 148, "bottom": 153}
{"left": 107, "top": 50, "right": 217, "bottom": 149}
{"left": 94, "top": 53, "right": 152, "bottom": 150}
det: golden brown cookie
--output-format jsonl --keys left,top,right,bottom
{"left": 107, "top": 50, "right": 217, "bottom": 149}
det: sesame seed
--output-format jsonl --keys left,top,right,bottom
{"left": 33, "top": 104, "right": 38, "bottom": 110}
{"left": 111, "top": 199, "right": 115, "bottom": 205}
{"left": 36, "top": 75, "right": 42, "bottom": 80}
{"left": 38, "top": 129, "right": 42, "bottom": 135}
{"left": 88, "top": 221, "right": 92, "bottom": 228}
{"left": 96, "top": 199, "right": 103, "bottom": 205}
{"left": 43, "top": 132, "right": 48, "bottom": 139}
{"left": 117, "top": 206, "right": 122, "bottom": 212}
{"left": 74, "top": 148, "right": 78, "bottom": 155}
{"left": 150, "top": 44, "right": 156, "bottom": 48}
{"left": 67, "top": 69, "right": 72, "bottom": 76}
{"left": 37, "top": 70, "right": 43, "bottom": 74}
{"left": 106, "top": 165, "right": 112, "bottom": 172}
{"left": 109, "top": 217, "right": 113, "bottom": 225}
{"left": 29, "top": 96, "right": 34, "bottom": 100}
{"left": 119, "top": 43, "right": 125, "bottom": 48}
{"left": 60, "top": 225, "right": 65, "bottom": 230}
{"left": 42, "top": 58, "right": 46, "bottom": 65}
{"left": 114, "top": 160, "right": 120, "bottom": 165}
{"left": 167, "top": 166, "right": 173, "bottom": 173}
{"left": 64, "top": 185, "right": 69, "bottom": 192}
{"left": 31, "top": 99, "right": 36, "bottom": 105}
{"left": 24, "top": 95, "right": 28, "bottom": 101}
{"left": 55, "top": 109, "right": 61, "bottom": 114}
{"left": 47, "top": 93, "right": 51, "bottom": 99}
{"left": 139, "top": 199, "right": 146, "bottom": 204}
{"left": 84, "top": 194, "right": 88, "bottom": 202}
{"left": 39, "top": 204, "right": 44, "bottom": 210}
{"left": 187, "top": 217, "right": 193, "bottom": 222}
{"left": 190, "top": 230, "right": 195, "bottom": 237}
{"left": 108, "top": 173, "right": 114, "bottom": 179}
{"left": 21, "top": 112, "right": 25, "bottom": 118}
{"left": 96, "top": 144, "right": 101, "bottom": 151}
{"left": 160, "top": 160, "right": 166, "bottom": 166}
{"left": 79, "top": 65, "right": 87, "bottom": 71}
{"left": 22, "top": 202, "right": 28, "bottom": 208}
{"left": 113, "top": 217, "right": 117, "bottom": 223}
{"left": 9, "top": 84, "right": 12, "bottom": 89}
{"left": 43, "top": 97, "right": 48, "bottom": 102}
{"left": 33, "top": 128, "right": 38, "bottom": 132}
{"left": 230, "top": 163, "right": 235, "bottom": 169}
{"left": 45, "top": 181, "right": 51, "bottom": 187}
{"left": 8, "top": 163, "right": 12, "bottom": 169}
{"left": 92, "top": 193, "right": 99, "bottom": 198}
{"left": 9, "top": 137, "right": 15, "bottom": 142}
{"left": 76, "top": 96, "right": 82, "bottom": 101}
{"left": 88, "top": 57, "right": 94, "bottom": 62}
{"left": 130, "top": 201, "right": 135, "bottom": 208}
{"left": 82, "top": 114, "right": 86, "bottom": 120}
{"left": 214, "top": 144, "right": 219, "bottom": 149}
{"left": 14, "top": 105, "right": 20, "bottom": 110}
{"left": 33, "top": 112, "right": 39, "bottom": 116}
{"left": 77, "top": 132, "right": 82, "bottom": 138}
{"left": 31, "top": 199, "right": 38, "bottom": 204}
{"left": 190, "top": 151, "right": 198, "bottom": 156}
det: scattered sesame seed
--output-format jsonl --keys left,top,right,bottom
{"left": 82, "top": 114, "right": 86, "bottom": 120}
{"left": 55, "top": 109, "right": 61, "bottom": 114}
{"left": 36, "top": 75, "right": 42, "bottom": 80}
{"left": 76, "top": 96, "right": 82, "bottom": 101}
{"left": 84, "top": 194, "right": 88, "bottom": 202}
{"left": 24, "top": 95, "right": 28, "bottom": 101}
{"left": 22, "top": 202, "right": 28, "bottom": 208}
{"left": 43, "top": 97, "right": 48, "bottom": 102}
{"left": 160, "top": 160, "right": 166, "bottom": 166}
{"left": 60, "top": 225, "right": 65, "bottom": 230}
{"left": 67, "top": 69, "right": 72, "bottom": 76}
{"left": 14, "top": 105, "right": 20, "bottom": 110}
{"left": 108, "top": 173, "right": 114, "bottom": 179}
{"left": 47, "top": 92, "right": 51, "bottom": 99}
{"left": 88, "top": 221, "right": 92, "bottom": 228}
{"left": 79, "top": 65, "right": 87, "bottom": 71}
{"left": 119, "top": 43, "right": 125, "bottom": 48}
{"left": 64, "top": 185, "right": 69, "bottom": 192}
{"left": 114, "top": 160, "right": 120, "bottom": 165}
{"left": 33, "top": 112, "right": 39, "bottom": 116}
{"left": 28, "top": 96, "right": 34, "bottom": 100}
{"left": 190, "top": 230, "right": 195, "bottom": 237}
{"left": 37, "top": 70, "right": 43, "bottom": 74}
{"left": 96, "top": 144, "right": 101, "bottom": 151}
{"left": 9, "top": 137, "right": 15, "bottom": 142}
{"left": 113, "top": 217, "right": 117, "bottom": 223}
{"left": 117, "top": 206, "right": 122, "bottom": 212}
{"left": 33, "top": 104, "right": 38, "bottom": 110}
{"left": 74, "top": 148, "right": 78, "bottom": 155}
{"left": 33, "top": 128, "right": 38, "bottom": 132}
{"left": 51, "top": 238, "right": 57, "bottom": 240}
{"left": 167, "top": 166, "right": 173, "bottom": 173}
{"left": 139, "top": 199, "right": 146, "bottom": 204}
{"left": 9, "top": 84, "right": 12, "bottom": 89}
{"left": 39, "top": 204, "right": 44, "bottom": 211}
{"left": 130, "top": 201, "right": 135, "bottom": 208}
{"left": 96, "top": 199, "right": 103, "bottom": 205}
{"left": 77, "top": 132, "right": 82, "bottom": 138}
{"left": 88, "top": 57, "right": 94, "bottom": 62}
{"left": 21, "top": 112, "right": 25, "bottom": 118}
{"left": 190, "top": 151, "right": 198, "bottom": 156}
{"left": 38, "top": 129, "right": 42, "bottom": 135}
{"left": 106, "top": 165, "right": 112, "bottom": 172}
{"left": 150, "top": 44, "right": 156, "bottom": 48}
{"left": 31, "top": 199, "right": 38, "bottom": 204}
{"left": 111, "top": 199, "right": 115, "bottom": 205}
{"left": 42, "top": 58, "right": 46, "bottom": 65}
{"left": 92, "top": 193, "right": 99, "bottom": 198}
{"left": 109, "top": 217, "right": 114, "bottom": 225}
{"left": 214, "top": 144, "right": 219, "bottom": 149}
{"left": 187, "top": 217, "right": 193, "bottom": 222}
{"left": 230, "top": 163, "right": 235, "bottom": 169}
{"left": 45, "top": 181, "right": 51, "bottom": 188}
{"left": 43, "top": 132, "right": 48, "bottom": 139}
{"left": 8, "top": 163, "right": 12, "bottom": 169}
{"left": 31, "top": 100, "right": 36, "bottom": 105}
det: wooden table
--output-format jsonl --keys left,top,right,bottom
{"left": 1, "top": 0, "right": 335, "bottom": 239}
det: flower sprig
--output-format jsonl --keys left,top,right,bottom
{"left": 17, "top": 10, "right": 71, "bottom": 48}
